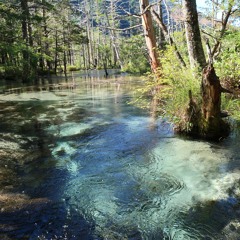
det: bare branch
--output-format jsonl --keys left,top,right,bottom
{"left": 201, "top": 29, "right": 217, "bottom": 41}
{"left": 209, "top": 0, "right": 220, "bottom": 7}
{"left": 230, "top": 8, "right": 239, "bottom": 15}
{"left": 221, "top": 87, "right": 233, "bottom": 94}
{"left": 151, "top": 8, "right": 186, "bottom": 68}
{"left": 204, "top": 38, "right": 213, "bottom": 64}
{"left": 99, "top": 24, "right": 142, "bottom": 32}
{"left": 141, "top": 1, "right": 162, "bottom": 15}
{"left": 211, "top": 6, "right": 232, "bottom": 58}
{"left": 117, "top": 6, "right": 141, "bottom": 18}
{"left": 117, "top": 1, "right": 162, "bottom": 18}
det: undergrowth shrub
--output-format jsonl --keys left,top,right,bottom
{"left": 133, "top": 41, "right": 240, "bottom": 130}
{"left": 4, "top": 66, "right": 23, "bottom": 80}
{"left": 216, "top": 30, "right": 240, "bottom": 122}
{"left": 67, "top": 65, "right": 80, "bottom": 71}
{"left": 132, "top": 46, "right": 201, "bottom": 129}
{"left": 215, "top": 30, "right": 240, "bottom": 89}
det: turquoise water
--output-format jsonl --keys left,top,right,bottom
{"left": 0, "top": 71, "right": 239, "bottom": 239}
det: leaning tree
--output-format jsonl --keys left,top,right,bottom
{"left": 139, "top": 0, "right": 161, "bottom": 74}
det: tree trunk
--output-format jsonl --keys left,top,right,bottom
{"left": 183, "top": 64, "right": 230, "bottom": 140}
{"left": 183, "top": 0, "right": 206, "bottom": 69}
{"left": 200, "top": 64, "right": 229, "bottom": 139}
{"left": 177, "top": 1, "right": 230, "bottom": 140}
{"left": 20, "top": 0, "right": 30, "bottom": 82}
{"left": 43, "top": 5, "right": 51, "bottom": 72}
{"left": 85, "top": 0, "right": 93, "bottom": 68}
{"left": 54, "top": 30, "right": 58, "bottom": 74}
{"left": 140, "top": 0, "right": 161, "bottom": 74}
{"left": 105, "top": 8, "right": 123, "bottom": 69}
{"left": 202, "top": 65, "right": 221, "bottom": 122}
{"left": 83, "top": 45, "right": 87, "bottom": 69}
{"left": 21, "top": 0, "right": 28, "bottom": 43}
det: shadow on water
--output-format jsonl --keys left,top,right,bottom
{"left": 0, "top": 102, "right": 98, "bottom": 239}
{"left": 0, "top": 70, "right": 240, "bottom": 239}
{"left": 0, "top": 70, "right": 132, "bottom": 239}
{"left": 0, "top": 195, "right": 96, "bottom": 240}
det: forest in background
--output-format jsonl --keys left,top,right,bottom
{"left": 0, "top": 0, "right": 144, "bottom": 82}
{"left": 0, "top": 0, "right": 239, "bottom": 80}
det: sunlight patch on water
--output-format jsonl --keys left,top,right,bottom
{"left": 51, "top": 141, "right": 82, "bottom": 174}
{"left": 52, "top": 142, "right": 76, "bottom": 156}
{"left": 47, "top": 119, "right": 104, "bottom": 137}
{"left": 0, "top": 92, "right": 63, "bottom": 101}
{"left": 59, "top": 122, "right": 92, "bottom": 137}
{"left": 148, "top": 138, "right": 235, "bottom": 202}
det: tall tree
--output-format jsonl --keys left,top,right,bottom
{"left": 20, "top": 0, "right": 31, "bottom": 81}
{"left": 183, "top": 0, "right": 206, "bottom": 69}
{"left": 139, "top": 0, "right": 161, "bottom": 74}
{"left": 183, "top": 0, "right": 232, "bottom": 140}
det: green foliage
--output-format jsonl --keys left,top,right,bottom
{"left": 4, "top": 66, "right": 23, "bottom": 80}
{"left": 97, "top": 43, "right": 112, "bottom": 68}
{"left": 214, "top": 29, "right": 240, "bottom": 123}
{"left": 133, "top": 46, "right": 201, "bottom": 128}
{"left": 69, "top": 23, "right": 89, "bottom": 44}
{"left": 67, "top": 65, "right": 80, "bottom": 71}
{"left": 0, "top": 0, "right": 89, "bottom": 82}
{"left": 157, "top": 47, "right": 201, "bottom": 127}
{"left": 215, "top": 29, "right": 240, "bottom": 87}
{"left": 120, "top": 35, "right": 150, "bottom": 74}
{"left": 222, "top": 96, "right": 240, "bottom": 121}
{"left": 172, "top": 31, "right": 189, "bottom": 62}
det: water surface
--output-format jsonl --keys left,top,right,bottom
{"left": 0, "top": 71, "right": 240, "bottom": 239}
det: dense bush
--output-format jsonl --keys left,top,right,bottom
{"left": 215, "top": 30, "right": 240, "bottom": 88}
{"left": 215, "top": 29, "right": 240, "bottom": 121}
{"left": 67, "top": 65, "right": 80, "bottom": 71}
{"left": 4, "top": 66, "right": 23, "bottom": 81}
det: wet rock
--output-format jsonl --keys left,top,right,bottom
{"left": 0, "top": 104, "right": 16, "bottom": 113}
{"left": 0, "top": 234, "right": 13, "bottom": 240}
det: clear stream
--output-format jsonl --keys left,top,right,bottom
{"left": 0, "top": 71, "right": 240, "bottom": 240}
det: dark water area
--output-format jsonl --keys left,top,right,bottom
{"left": 0, "top": 70, "right": 240, "bottom": 240}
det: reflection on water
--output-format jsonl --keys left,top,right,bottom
{"left": 0, "top": 70, "right": 240, "bottom": 239}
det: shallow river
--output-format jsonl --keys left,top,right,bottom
{"left": 0, "top": 70, "right": 240, "bottom": 240}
